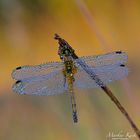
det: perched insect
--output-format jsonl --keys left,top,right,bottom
{"left": 12, "top": 34, "right": 128, "bottom": 123}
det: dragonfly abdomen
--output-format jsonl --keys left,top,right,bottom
{"left": 63, "top": 58, "right": 78, "bottom": 123}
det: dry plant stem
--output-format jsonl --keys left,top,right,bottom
{"left": 101, "top": 86, "right": 140, "bottom": 139}
{"left": 76, "top": 0, "right": 140, "bottom": 116}
{"left": 55, "top": 34, "right": 140, "bottom": 139}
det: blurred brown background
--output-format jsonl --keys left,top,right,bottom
{"left": 0, "top": 0, "right": 140, "bottom": 140}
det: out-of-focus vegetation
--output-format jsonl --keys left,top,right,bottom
{"left": 0, "top": 0, "right": 140, "bottom": 140}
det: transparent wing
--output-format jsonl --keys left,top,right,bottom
{"left": 78, "top": 51, "right": 127, "bottom": 67}
{"left": 12, "top": 61, "right": 64, "bottom": 80}
{"left": 74, "top": 63, "right": 129, "bottom": 89}
{"left": 12, "top": 70, "right": 68, "bottom": 95}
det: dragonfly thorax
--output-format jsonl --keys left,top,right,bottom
{"left": 64, "top": 59, "right": 77, "bottom": 75}
{"left": 63, "top": 59, "right": 77, "bottom": 92}
{"left": 58, "top": 45, "right": 74, "bottom": 60}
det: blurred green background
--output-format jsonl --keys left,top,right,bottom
{"left": 0, "top": 0, "right": 140, "bottom": 140}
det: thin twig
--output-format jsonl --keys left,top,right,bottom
{"left": 55, "top": 34, "right": 140, "bottom": 139}
{"left": 75, "top": 0, "right": 140, "bottom": 117}
{"left": 101, "top": 86, "right": 140, "bottom": 139}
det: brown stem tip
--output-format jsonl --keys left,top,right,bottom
{"left": 54, "top": 33, "right": 68, "bottom": 46}
{"left": 54, "top": 33, "right": 61, "bottom": 40}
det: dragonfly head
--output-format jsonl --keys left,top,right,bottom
{"left": 58, "top": 45, "right": 75, "bottom": 60}
{"left": 54, "top": 34, "right": 75, "bottom": 60}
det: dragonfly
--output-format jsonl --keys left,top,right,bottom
{"left": 11, "top": 34, "right": 128, "bottom": 123}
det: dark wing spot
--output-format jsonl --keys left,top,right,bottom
{"left": 16, "top": 66, "right": 22, "bottom": 70}
{"left": 116, "top": 51, "right": 122, "bottom": 54}
{"left": 15, "top": 80, "right": 21, "bottom": 84}
{"left": 120, "top": 64, "right": 125, "bottom": 67}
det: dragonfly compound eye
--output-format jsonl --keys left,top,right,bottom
{"left": 62, "top": 48, "right": 71, "bottom": 56}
